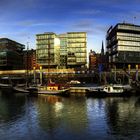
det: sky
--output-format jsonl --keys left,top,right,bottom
{"left": 0, "top": 0, "right": 140, "bottom": 53}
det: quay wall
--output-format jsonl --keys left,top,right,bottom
{"left": 69, "top": 87, "right": 88, "bottom": 96}
{"left": 0, "top": 69, "right": 98, "bottom": 83}
{"left": 0, "top": 69, "right": 139, "bottom": 84}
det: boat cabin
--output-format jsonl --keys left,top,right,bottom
{"left": 103, "top": 85, "right": 124, "bottom": 93}
{"left": 39, "top": 83, "right": 61, "bottom": 91}
{"left": 47, "top": 83, "right": 60, "bottom": 90}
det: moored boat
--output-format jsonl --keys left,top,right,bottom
{"left": 27, "top": 83, "right": 70, "bottom": 97}
{"left": 86, "top": 84, "right": 132, "bottom": 97}
{"left": 13, "top": 86, "right": 30, "bottom": 94}
{"left": 0, "top": 76, "right": 27, "bottom": 94}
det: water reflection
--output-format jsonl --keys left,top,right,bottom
{"left": 86, "top": 98, "right": 109, "bottom": 139}
{"left": 0, "top": 92, "right": 140, "bottom": 139}
{"left": 37, "top": 96, "right": 88, "bottom": 139}
{"left": 135, "top": 97, "right": 140, "bottom": 107}
{"left": 0, "top": 92, "right": 26, "bottom": 123}
{"left": 105, "top": 97, "right": 140, "bottom": 139}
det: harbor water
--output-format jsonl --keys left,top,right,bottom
{"left": 0, "top": 91, "right": 140, "bottom": 140}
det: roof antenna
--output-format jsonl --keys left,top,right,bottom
{"left": 133, "top": 17, "right": 136, "bottom": 24}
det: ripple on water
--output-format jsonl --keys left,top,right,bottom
{"left": 0, "top": 95, "right": 140, "bottom": 139}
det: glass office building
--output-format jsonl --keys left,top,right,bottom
{"left": 36, "top": 32, "right": 87, "bottom": 69}
{"left": 67, "top": 32, "right": 87, "bottom": 69}
{"left": 106, "top": 23, "right": 140, "bottom": 69}
{"left": 36, "top": 32, "right": 58, "bottom": 68}
{"left": 59, "top": 34, "right": 67, "bottom": 68}
{"left": 0, "top": 38, "right": 25, "bottom": 70}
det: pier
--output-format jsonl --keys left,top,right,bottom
{"left": 69, "top": 86, "right": 89, "bottom": 96}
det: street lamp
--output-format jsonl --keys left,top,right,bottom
{"left": 136, "top": 64, "right": 138, "bottom": 81}
{"left": 128, "top": 64, "right": 131, "bottom": 84}
{"left": 33, "top": 67, "right": 36, "bottom": 84}
{"left": 40, "top": 66, "right": 42, "bottom": 85}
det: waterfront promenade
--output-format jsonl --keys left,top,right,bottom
{"left": 0, "top": 68, "right": 139, "bottom": 85}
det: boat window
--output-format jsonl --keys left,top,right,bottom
{"left": 113, "top": 87, "right": 121, "bottom": 90}
{"left": 108, "top": 87, "right": 110, "bottom": 91}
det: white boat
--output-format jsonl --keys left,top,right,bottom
{"left": 13, "top": 86, "right": 30, "bottom": 94}
{"left": 103, "top": 84, "right": 126, "bottom": 94}
{"left": 86, "top": 84, "right": 132, "bottom": 97}
{"left": 68, "top": 80, "right": 81, "bottom": 84}
{"left": 0, "top": 77, "right": 27, "bottom": 94}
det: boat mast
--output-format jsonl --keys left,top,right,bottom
{"left": 26, "top": 42, "right": 29, "bottom": 87}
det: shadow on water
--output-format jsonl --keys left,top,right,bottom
{"left": 135, "top": 97, "right": 140, "bottom": 107}
{"left": 105, "top": 97, "right": 140, "bottom": 139}
{"left": 0, "top": 90, "right": 26, "bottom": 123}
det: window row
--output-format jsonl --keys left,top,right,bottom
{"left": 117, "top": 32, "right": 140, "bottom": 38}
{"left": 37, "top": 49, "right": 54, "bottom": 54}
{"left": 68, "top": 38, "right": 86, "bottom": 43}
{"left": 68, "top": 43, "right": 86, "bottom": 47}
{"left": 67, "top": 48, "right": 86, "bottom": 53}
{"left": 117, "top": 36, "right": 140, "bottom": 41}
{"left": 118, "top": 41, "right": 140, "bottom": 46}
{"left": 37, "top": 45, "right": 54, "bottom": 50}
{"left": 67, "top": 33, "right": 86, "bottom": 38}
{"left": 37, "top": 40, "right": 54, "bottom": 44}
{"left": 76, "top": 58, "right": 86, "bottom": 62}
{"left": 118, "top": 25, "right": 140, "bottom": 31}
{"left": 118, "top": 46, "right": 140, "bottom": 52}
{"left": 37, "top": 34, "right": 55, "bottom": 39}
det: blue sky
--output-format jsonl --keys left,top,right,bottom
{"left": 0, "top": 0, "right": 140, "bottom": 53}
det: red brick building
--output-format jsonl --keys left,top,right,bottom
{"left": 89, "top": 50, "right": 97, "bottom": 71}
{"left": 23, "top": 49, "right": 37, "bottom": 70}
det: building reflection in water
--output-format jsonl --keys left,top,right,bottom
{"left": 1, "top": 91, "right": 140, "bottom": 139}
{"left": 86, "top": 98, "right": 109, "bottom": 139}
{"left": 0, "top": 92, "right": 26, "bottom": 123}
{"left": 37, "top": 96, "right": 88, "bottom": 136}
{"left": 105, "top": 97, "right": 140, "bottom": 139}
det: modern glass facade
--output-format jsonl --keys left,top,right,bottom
{"left": 36, "top": 32, "right": 57, "bottom": 68}
{"left": 67, "top": 32, "right": 87, "bottom": 68}
{"left": 59, "top": 34, "right": 67, "bottom": 68}
{"left": 0, "top": 38, "right": 25, "bottom": 70}
{"left": 36, "top": 32, "right": 87, "bottom": 69}
{"left": 106, "top": 23, "right": 140, "bottom": 69}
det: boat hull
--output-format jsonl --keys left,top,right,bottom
{"left": 86, "top": 89, "right": 132, "bottom": 97}
{"left": 37, "top": 89, "right": 70, "bottom": 96}
{"left": 13, "top": 86, "right": 30, "bottom": 94}
{"left": 27, "top": 86, "right": 70, "bottom": 97}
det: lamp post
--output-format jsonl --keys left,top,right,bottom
{"left": 123, "top": 52, "right": 126, "bottom": 84}
{"left": 136, "top": 64, "right": 138, "bottom": 81}
{"left": 26, "top": 42, "right": 29, "bottom": 87}
{"left": 33, "top": 67, "right": 36, "bottom": 84}
{"left": 128, "top": 64, "right": 131, "bottom": 84}
{"left": 40, "top": 66, "right": 42, "bottom": 85}
{"left": 114, "top": 65, "right": 116, "bottom": 82}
